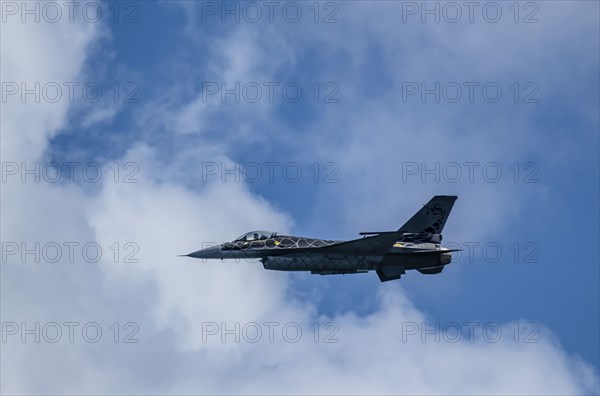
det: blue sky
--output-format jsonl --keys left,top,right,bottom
{"left": 2, "top": 1, "right": 599, "bottom": 394}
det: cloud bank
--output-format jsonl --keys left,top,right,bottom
{"left": 1, "top": 2, "right": 598, "bottom": 395}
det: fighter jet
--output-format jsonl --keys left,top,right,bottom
{"left": 182, "top": 195, "right": 458, "bottom": 282}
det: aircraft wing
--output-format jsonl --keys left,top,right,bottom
{"left": 258, "top": 232, "right": 405, "bottom": 257}
{"left": 317, "top": 232, "right": 406, "bottom": 255}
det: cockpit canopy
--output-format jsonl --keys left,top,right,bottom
{"left": 234, "top": 230, "right": 277, "bottom": 242}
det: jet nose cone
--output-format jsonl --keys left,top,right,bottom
{"left": 185, "top": 246, "right": 222, "bottom": 259}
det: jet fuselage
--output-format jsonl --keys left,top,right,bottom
{"left": 183, "top": 195, "right": 458, "bottom": 282}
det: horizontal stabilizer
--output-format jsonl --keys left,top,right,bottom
{"left": 311, "top": 270, "right": 369, "bottom": 275}
{"left": 404, "top": 249, "right": 462, "bottom": 254}
{"left": 359, "top": 231, "right": 403, "bottom": 236}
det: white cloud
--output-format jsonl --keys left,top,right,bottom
{"left": 1, "top": 2, "right": 598, "bottom": 395}
{"left": 0, "top": 5, "right": 104, "bottom": 163}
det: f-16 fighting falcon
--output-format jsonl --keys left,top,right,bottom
{"left": 182, "top": 195, "right": 458, "bottom": 282}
